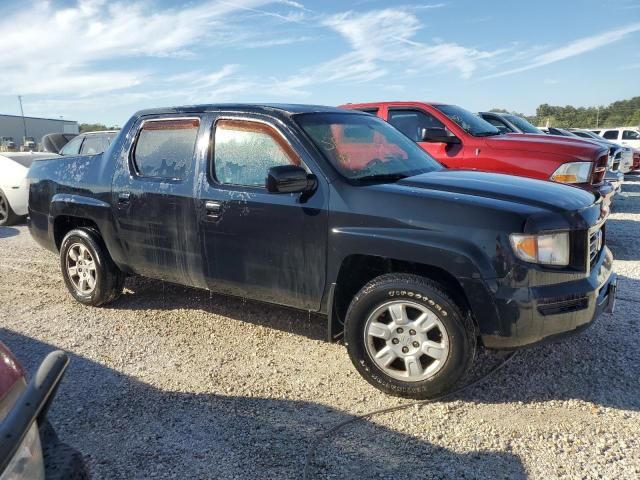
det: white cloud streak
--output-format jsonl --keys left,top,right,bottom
{"left": 0, "top": 0, "right": 273, "bottom": 96}
{"left": 485, "top": 22, "right": 640, "bottom": 79}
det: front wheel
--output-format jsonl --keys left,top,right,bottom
{"left": 344, "top": 273, "right": 476, "bottom": 399}
{"left": 60, "top": 228, "right": 125, "bottom": 306}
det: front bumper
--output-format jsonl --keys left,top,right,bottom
{"left": 605, "top": 171, "right": 624, "bottom": 195}
{"left": 481, "top": 246, "right": 616, "bottom": 349}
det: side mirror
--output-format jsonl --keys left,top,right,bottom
{"left": 419, "top": 128, "right": 461, "bottom": 144}
{"left": 266, "top": 165, "right": 315, "bottom": 194}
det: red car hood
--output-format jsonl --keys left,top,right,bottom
{"left": 0, "top": 341, "right": 25, "bottom": 402}
{"left": 486, "top": 133, "right": 606, "bottom": 161}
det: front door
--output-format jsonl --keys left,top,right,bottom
{"left": 386, "top": 108, "right": 465, "bottom": 168}
{"left": 111, "top": 116, "right": 204, "bottom": 287}
{"left": 196, "top": 114, "right": 328, "bottom": 310}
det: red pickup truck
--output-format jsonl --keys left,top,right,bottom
{"left": 340, "top": 101, "right": 612, "bottom": 199}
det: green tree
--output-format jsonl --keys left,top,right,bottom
{"left": 490, "top": 96, "right": 640, "bottom": 129}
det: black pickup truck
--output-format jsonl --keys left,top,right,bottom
{"left": 27, "top": 104, "right": 616, "bottom": 398}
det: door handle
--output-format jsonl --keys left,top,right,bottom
{"left": 204, "top": 200, "right": 222, "bottom": 220}
{"left": 118, "top": 192, "right": 131, "bottom": 204}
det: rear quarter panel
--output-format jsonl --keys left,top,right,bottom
{"left": 27, "top": 128, "right": 125, "bottom": 256}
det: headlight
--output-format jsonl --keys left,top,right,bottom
{"left": 510, "top": 232, "right": 570, "bottom": 266}
{"left": 550, "top": 162, "right": 592, "bottom": 184}
{"left": 0, "top": 422, "right": 45, "bottom": 480}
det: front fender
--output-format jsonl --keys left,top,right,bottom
{"left": 328, "top": 226, "right": 496, "bottom": 282}
{"left": 324, "top": 227, "right": 507, "bottom": 342}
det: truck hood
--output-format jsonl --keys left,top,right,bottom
{"left": 486, "top": 133, "right": 605, "bottom": 160}
{"left": 394, "top": 170, "right": 596, "bottom": 213}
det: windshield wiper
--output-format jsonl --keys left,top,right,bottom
{"left": 474, "top": 131, "right": 502, "bottom": 137}
{"left": 355, "top": 173, "right": 411, "bottom": 183}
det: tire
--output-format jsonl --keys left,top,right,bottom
{"left": 0, "top": 189, "right": 20, "bottom": 227}
{"left": 344, "top": 273, "right": 476, "bottom": 399}
{"left": 41, "top": 422, "right": 89, "bottom": 480}
{"left": 60, "top": 227, "right": 125, "bottom": 306}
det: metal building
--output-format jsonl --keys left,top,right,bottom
{"left": 0, "top": 114, "right": 79, "bottom": 149}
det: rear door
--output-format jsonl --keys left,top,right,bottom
{"left": 111, "top": 116, "right": 204, "bottom": 287}
{"left": 386, "top": 108, "right": 465, "bottom": 168}
{"left": 196, "top": 113, "right": 328, "bottom": 310}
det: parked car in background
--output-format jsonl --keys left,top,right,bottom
{"left": 475, "top": 115, "right": 627, "bottom": 176}
{"left": 59, "top": 130, "right": 118, "bottom": 156}
{"left": 0, "top": 137, "right": 17, "bottom": 152}
{"left": 589, "top": 127, "right": 640, "bottom": 149}
{"left": 569, "top": 128, "right": 639, "bottom": 172}
{"left": 542, "top": 127, "right": 633, "bottom": 174}
{"left": 477, "top": 111, "right": 545, "bottom": 134}
{"left": 0, "top": 341, "right": 88, "bottom": 479}
{"left": 340, "top": 102, "right": 612, "bottom": 201}
{"left": 41, "top": 133, "right": 78, "bottom": 154}
{"left": 0, "top": 152, "right": 60, "bottom": 226}
{"left": 27, "top": 104, "right": 616, "bottom": 399}
{"left": 20, "top": 137, "right": 37, "bottom": 152}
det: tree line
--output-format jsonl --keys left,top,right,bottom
{"left": 491, "top": 96, "right": 640, "bottom": 129}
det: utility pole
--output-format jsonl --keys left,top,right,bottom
{"left": 18, "top": 95, "right": 27, "bottom": 142}
{"left": 596, "top": 107, "right": 599, "bottom": 128}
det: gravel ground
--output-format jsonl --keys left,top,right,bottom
{"left": 1, "top": 176, "right": 639, "bottom": 479}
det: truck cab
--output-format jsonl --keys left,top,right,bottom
{"left": 591, "top": 127, "right": 640, "bottom": 150}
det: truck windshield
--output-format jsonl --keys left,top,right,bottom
{"left": 435, "top": 105, "right": 501, "bottom": 137}
{"left": 295, "top": 113, "right": 443, "bottom": 183}
{"left": 504, "top": 114, "right": 543, "bottom": 134}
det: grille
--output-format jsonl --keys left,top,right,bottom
{"left": 591, "top": 154, "right": 608, "bottom": 184}
{"left": 589, "top": 227, "right": 604, "bottom": 266}
{"left": 612, "top": 151, "right": 622, "bottom": 171}
{"left": 537, "top": 294, "right": 589, "bottom": 316}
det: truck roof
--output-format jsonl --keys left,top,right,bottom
{"left": 133, "top": 103, "right": 359, "bottom": 118}
{"left": 340, "top": 101, "right": 448, "bottom": 109}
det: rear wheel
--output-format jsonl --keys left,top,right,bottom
{"left": 344, "top": 273, "right": 476, "bottom": 399}
{"left": 0, "top": 190, "right": 21, "bottom": 226}
{"left": 60, "top": 228, "right": 125, "bottom": 306}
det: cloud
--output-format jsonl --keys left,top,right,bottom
{"left": 0, "top": 0, "right": 274, "bottom": 96}
{"left": 317, "top": 8, "right": 498, "bottom": 82}
{"left": 412, "top": 3, "right": 448, "bottom": 9}
{"left": 485, "top": 22, "right": 640, "bottom": 79}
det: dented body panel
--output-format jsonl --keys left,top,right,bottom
{"left": 27, "top": 104, "right": 615, "bottom": 348}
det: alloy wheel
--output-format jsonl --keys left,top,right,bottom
{"left": 66, "top": 243, "right": 97, "bottom": 294}
{"left": 364, "top": 300, "right": 450, "bottom": 382}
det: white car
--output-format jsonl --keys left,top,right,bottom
{"left": 589, "top": 127, "right": 640, "bottom": 149}
{"left": 0, "top": 152, "right": 59, "bottom": 226}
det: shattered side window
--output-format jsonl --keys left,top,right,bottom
{"left": 213, "top": 119, "right": 300, "bottom": 187}
{"left": 133, "top": 118, "right": 199, "bottom": 179}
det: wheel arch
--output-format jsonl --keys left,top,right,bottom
{"left": 53, "top": 215, "right": 101, "bottom": 250}
{"left": 48, "top": 194, "right": 127, "bottom": 271}
{"left": 328, "top": 254, "right": 480, "bottom": 342}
